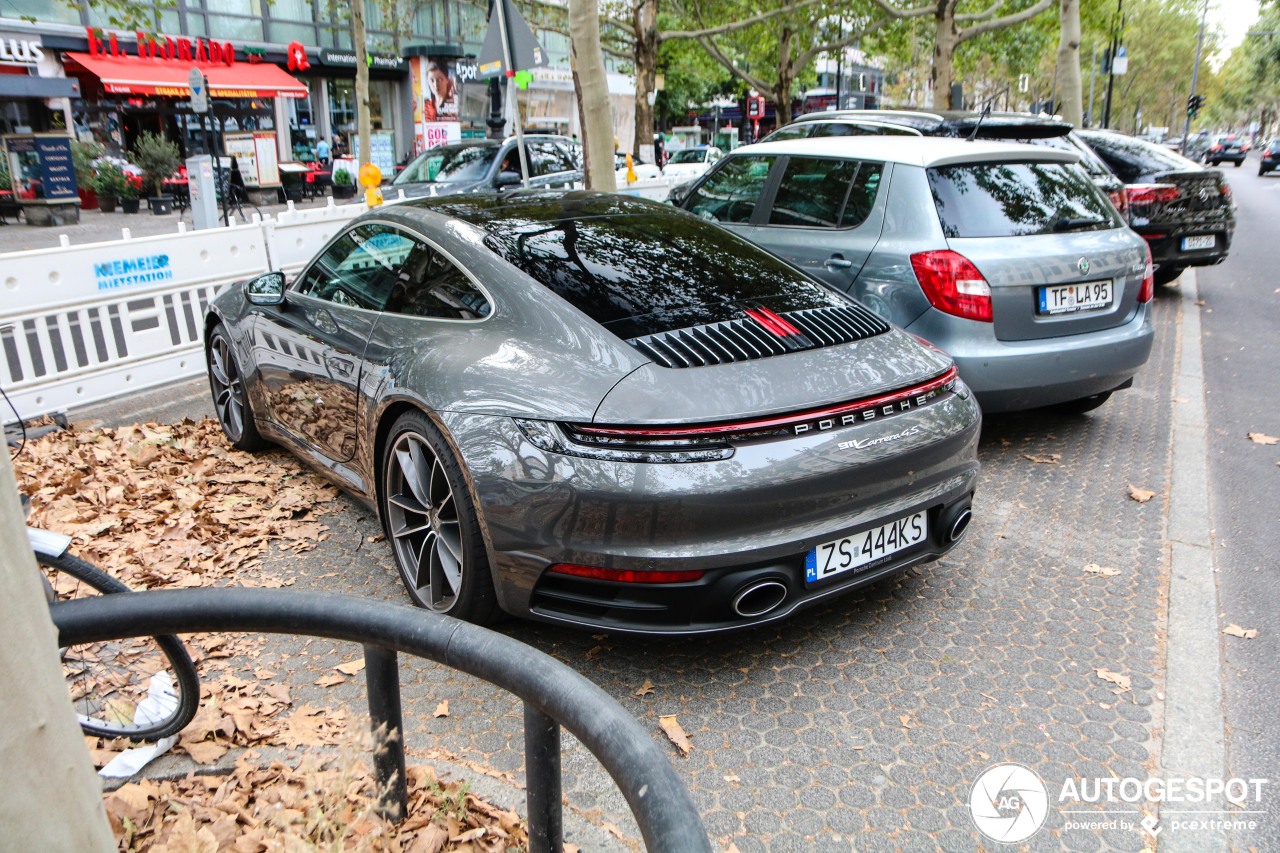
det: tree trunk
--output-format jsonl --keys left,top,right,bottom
{"left": 352, "top": 0, "right": 372, "bottom": 168}
{"left": 632, "top": 0, "right": 659, "bottom": 164}
{"left": 0, "top": 453, "right": 115, "bottom": 851}
{"left": 775, "top": 26, "right": 795, "bottom": 127}
{"left": 569, "top": 0, "right": 617, "bottom": 191}
{"left": 1056, "top": 0, "right": 1084, "bottom": 126}
{"left": 931, "top": 0, "right": 959, "bottom": 110}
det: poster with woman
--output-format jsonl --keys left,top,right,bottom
{"left": 422, "top": 60, "right": 458, "bottom": 122}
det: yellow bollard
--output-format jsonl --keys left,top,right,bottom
{"left": 359, "top": 163, "right": 384, "bottom": 208}
{"left": 625, "top": 153, "right": 637, "bottom": 184}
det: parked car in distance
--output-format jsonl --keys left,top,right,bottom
{"left": 762, "top": 118, "right": 923, "bottom": 142}
{"left": 661, "top": 145, "right": 723, "bottom": 181}
{"left": 674, "top": 136, "right": 1155, "bottom": 414}
{"left": 1077, "top": 130, "right": 1234, "bottom": 284}
{"left": 1204, "top": 134, "right": 1249, "bottom": 167}
{"left": 785, "top": 108, "right": 1130, "bottom": 218}
{"left": 205, "top": 192, "right": 981, "bottom": 634}
{"left": 390, "top": 135, "right": 582, "bottom": 198}
{"left": 1257, "top": 139, "right": 1280, "bottom": 176}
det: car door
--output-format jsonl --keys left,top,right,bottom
{"left": 738, "top": 155, "right": 889, "bottom": 291}
{"left": 250, "top": 223, "right": 414, "bottom": 462}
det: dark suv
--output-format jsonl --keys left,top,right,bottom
{"left": 1079, "top": 130, "right": 1234, "bottom": 284}
{"left": 786, "top": 109, "right": 1129, "bottom": 214}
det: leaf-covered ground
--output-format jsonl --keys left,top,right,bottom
{"left": 17, "top": 418, "right": 538, "bottom": 852}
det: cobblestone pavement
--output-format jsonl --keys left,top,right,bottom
{"left": 77, "top": 288, "right": 1182, "bottom": 851}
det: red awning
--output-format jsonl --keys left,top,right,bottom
{"left": 64, "top": 52, "right": 308, "bottom": 99}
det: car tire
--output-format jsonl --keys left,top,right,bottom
{"left": 207, "top": 324, "right": 270, "bottom": 451}
{"left": 379, "top": 410, "right": 500, "bottom": 624}
{"left": 1261, "top": 166, "right": 1267, "bottom": 177}
{"left": 1154, "top": 264, "right": 1185, "bottom": 286}
{"left": 1234, "top": 159, "right": 1243, "bottom": 168}
{"left": 1048, "top": 391, "right": 1112, "bottom": 416}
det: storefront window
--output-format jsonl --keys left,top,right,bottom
{"left": 206, "top": 14, "right": 264, "bottom": 40}
{"left": 206, "top": 0, "right": 257, "bottom": 14}
{"left": 270, "top": 21, "right": 319, "bottom": 44}
{"left": 0, "top": 0, "right": 79, "bottom": 24}
{"left": 327, "top": 79, "right": 396, "bottom": 163}
{"left": 272, "top": 0, "right": 313, "bottom": 21}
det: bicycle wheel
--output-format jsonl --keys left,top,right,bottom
{"left": 37, "top": 551, "right": 200, "bottom": 741}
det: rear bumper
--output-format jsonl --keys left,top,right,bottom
{"left": 442, "top": 396, "right": 982, "bottom": 634}
{"left": 1208, "top": 151, "right": 1246, "bottom": 163}
{"left": 911, "top": 306, "right": 1155, "bottom": 413}
{"left": 1139, "top": 225, "right": 1233, "bottom": 269}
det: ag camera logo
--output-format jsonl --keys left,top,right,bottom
{"left": 969, "top": 763, "right": 1049, "bottom": 843}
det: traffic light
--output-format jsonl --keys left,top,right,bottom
{"left": 1186, "top": 94, "right": 1206, "bottom": 117}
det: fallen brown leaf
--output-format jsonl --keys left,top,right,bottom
{"left": 434, "top": 701, "right": 450, "bottom": 718}
{"left": 899, "top": 714, "right": 918, "bottom": 730}
{"left": 314, "top": 674, "right": 345, "bottom": 688}
{"left": 659, "top": 715, "right": 693, "bottom": 756}
{"left": 1247, "top": 432, "right": 1278, "bottom": 446}
{"left": 603, "top": 822, "right": 626, "bottom": 840}
{"left": 1223, "top": 624, "right": 1258, "bottom": 639}
{"left": 1128, "top": 485, "right": 1156, "bottom": 503}
{"left": 1083, "top": 564, "right": 1121, "bottom": 577}
{"left": 1096, "top": 668, "right": 1132, "bottom": 693}
{"left": 335, "top": 659, "right": 366, "bottom": 676}
{"left": 635, "top": 679, "right": 656, "bottom": 697}
{"left": 182, "top": 740, "right": 229, "bottom": 765}
{"left": 1024, "top": 452, "right": 1061, "bottom": 465}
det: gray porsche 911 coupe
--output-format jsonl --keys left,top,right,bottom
{"left": 205, "top": 192, "right": 981, "bottom": 634}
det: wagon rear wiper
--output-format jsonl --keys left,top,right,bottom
{"left": 1051, "top": 215, "right": 1107, "bottom": 232}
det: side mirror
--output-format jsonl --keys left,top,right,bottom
{"left": 245, "top": 271, "right": 285, "bottom": 306}
{"left": 667, "top": 182, "right": 693, "bottom": 207}
{"left": 495, "top": 171, "right": 523, "bottom": 188}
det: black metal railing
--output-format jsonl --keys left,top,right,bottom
{"left": 51, "top": 588, "right": 711, "bottom": 853}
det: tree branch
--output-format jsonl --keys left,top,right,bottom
{"left": 793, "top": 18, "right": 888, "bottom": 70}
{"left": 695, "top": 34, "right": 773, "bottom": 93}
{"left": 862, "top": 0, "right": 935, "bottom": 21}
{"left": 662, "top": 0, "right": 827, "bottom": 42}
{"left": 956, "top": 0, "right": 1004, "bottom": 22}
{"left": 959, "top": 0, "right": 1054, "bottom": 42}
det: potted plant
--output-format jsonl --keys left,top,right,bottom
{"left": 332, "top": 167, "right": 356, "bottom": 200}
{"left": 72, "top": 140, "right": 103, "bottom": 210}
{"left": 91, "top": 160, "right": 127, "bottom": 213}
{"left": 119, "top": 171, "right": 143, "bottom": 214}
{"left": 131, "top": 131, "right": 181, "bottom": 215}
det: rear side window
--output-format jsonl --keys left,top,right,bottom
{"left": 927, "top": 162, "right": 1118, "bottom": 238}
{"left": 294, "top": 224, "right": 416, "bottom": 310}
{"left": 383, "top": 249, "right": 491, "bottom": 321}
{"left": 1082, "top": 134, "right": 1199, "bottom": 182}
{"left": 686, "top": 156, "right": 775, "bottom": 223}
{"left": 768, "top": 157, "right": 883, "bottom": 228}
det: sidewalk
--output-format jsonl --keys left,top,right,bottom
{"left": 0, "top": 194, "right": 341, "bottom": 254}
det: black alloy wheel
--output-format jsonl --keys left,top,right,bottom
{"left": 380, "top": 411, "right": 498, "bottom": 623}
{"left": 207, "top": 326, "right": 269, "bottom": 451}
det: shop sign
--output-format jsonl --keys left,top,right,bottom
{"left": 0, "top": 33, "right": 44, "bottom": 65}
{"left": 319, "top": 48, "right": 406, "bottom": 72}
{"left": 86, "top": 27, "right": 237, "bottom": 67}
{"left": 455, "top": 59, "right": 478, "bottom": 83}
{"left": 5, "top": 135, "right": 78, "bottom": 202}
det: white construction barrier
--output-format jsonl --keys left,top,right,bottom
{"left": 0, "top": 194, "right": 410, "bottom": 420}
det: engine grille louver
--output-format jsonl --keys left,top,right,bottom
{"left": 628, "top": 304, "right": 891, "bottom": 368}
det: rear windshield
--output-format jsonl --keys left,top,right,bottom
{"left": 927, "top": 161, "right": 1119, "bottom": 238}
{"left": 668, "top": 149, "right": 707, "bottom": 164}
{"left": 479, "top": 206, "right": 848, "bottom": 339}
{"left": 1079, "top": 133, "right": 1202, "bottom": 182}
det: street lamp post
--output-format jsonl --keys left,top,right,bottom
{"left": 1180, "top": 0, "right": 1209, "bottom": 156}
{"left": 1102, "top": 0, "right": 1123, "bottom": 128}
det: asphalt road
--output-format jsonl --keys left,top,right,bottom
{"left": 1199, "top": 155, "right": 1280, "bottom": 851}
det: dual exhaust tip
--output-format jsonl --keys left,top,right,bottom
{"left": 729, "top": 502, "right": 973, "bottom": 619}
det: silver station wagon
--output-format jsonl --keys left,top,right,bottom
{"left": 674, "top": 137, "right": 1155, "bottom": 414}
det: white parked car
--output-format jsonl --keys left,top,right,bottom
{"left": 662, "top": 146, "right": 723, "bottom": 180}
{"left": 614, "top": 151, "right": 663, "bottom": 182}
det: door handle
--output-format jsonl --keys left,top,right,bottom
{"left": 824, "top": 256, "right": 854, "bottom": 270}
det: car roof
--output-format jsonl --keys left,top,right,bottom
{"left": 793, "top": 108, "right": 1073, "bottom": 135}
{"left": 732, "top": 135, "right": 1080, "bottom": 168}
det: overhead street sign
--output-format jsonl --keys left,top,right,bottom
{"left": 477, "top": 0, "right": 547, "bottom": 79}
{"left": 188, "top": 67, "right": 208, "bottom": 113}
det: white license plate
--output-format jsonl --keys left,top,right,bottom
{"left": 1182, "top": 235, "right": 1216, "bottom": 251}
{"left": 805, "top": 511, "right": 928, "bottom": 584}
{"left": 1038, "top": 280, "right": 1114, "bottom": 315}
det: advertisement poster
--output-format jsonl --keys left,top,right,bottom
{"left": 252, "top": 132, "right": 279, "bottom": 185}
{"left": 4, "top": 134, "right": 78, "bottom": 200}
{"left": 369, "top": 130, "right": 396, "bottom": 174}
{"left": 423, "top": 58, "right": 458, "bottom": 122}
{"left": 423, "top": 122, "right": 462, "bottom": 150}
{"left": 222, "top": 132, "right": 259, "bottom": 187}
